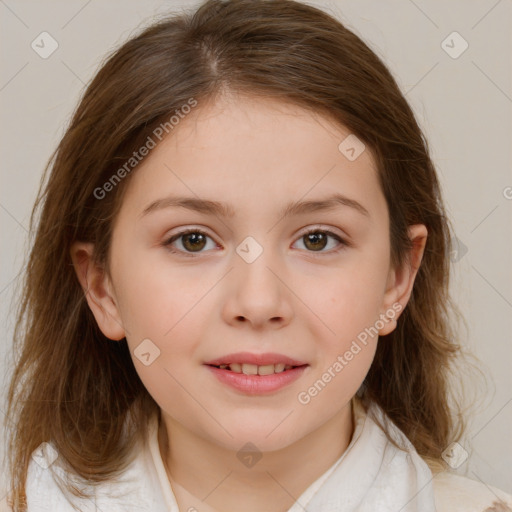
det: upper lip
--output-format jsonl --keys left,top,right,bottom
{"left": 204, "top": 352, "right": 308, "bottom": 367}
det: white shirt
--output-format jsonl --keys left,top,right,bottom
{"left": 5, "top": 398, "right": 511, "bottom": 511}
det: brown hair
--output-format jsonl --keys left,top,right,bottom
{"left": 5, "top": 0, "right": 483, "bottom": 509}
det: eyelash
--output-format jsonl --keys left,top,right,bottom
{"left": 163, "top": 227, "right": 348, "bottom": 258}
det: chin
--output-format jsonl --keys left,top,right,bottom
{"left": 212, "top": 426, "right": 302, "bottom": 454}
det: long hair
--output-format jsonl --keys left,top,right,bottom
{"left": 5, "top": 0, "right": 483, "bottom": 509}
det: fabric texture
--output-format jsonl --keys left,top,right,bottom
{"left": 12, "top": 397, "right": 512, "bottom": 511}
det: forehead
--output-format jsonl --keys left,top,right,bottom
{"left": 166, "top": 94, "right": 357, "bottom": 157}
{"left": 118, "top": 94, "right": 385, "bottom": 222}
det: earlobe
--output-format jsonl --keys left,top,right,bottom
{"left": 70, "top": 241, "right": 126, "bottom": 341}
{"left": 378, "top": 224, "right": 428, "bottom": 336}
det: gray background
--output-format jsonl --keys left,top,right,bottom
{"left": 1, "top": 0, "right": 511, "bottom": 502}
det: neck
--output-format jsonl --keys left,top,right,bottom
{"left": 158, "top": 401, "right": 354, "bottom": 512}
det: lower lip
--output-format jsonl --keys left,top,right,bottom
{"left": 204, "top": 365, "right": 309, "bottom": 395}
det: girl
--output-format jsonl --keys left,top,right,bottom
{"left": 4, "top": 0, "right": 512, "bottom": 510}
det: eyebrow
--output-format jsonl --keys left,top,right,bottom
{"left": 139, "top": 192, "right": 370, "bottom": 220}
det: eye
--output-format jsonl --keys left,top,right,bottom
{"left": 163, "top": 228, "right": 218, "bottom": 257}
{"left": 163, "top": 227, "right": 348, "bottom": 258}
{"left": 292, "top": 228, "right": 347, "bottom": 254}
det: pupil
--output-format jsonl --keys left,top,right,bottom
{"left": 305, "top": 232, "right": 327, "bottom": 251}
{"left": 184, "top": 233, "right": 206, "bottom": 251}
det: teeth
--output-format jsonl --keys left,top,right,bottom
{"left": 258, "top": 364, "right": 276, "bottom": 376}
{"left": 242, "top": 364, "right": 258, "bottom": 375}
{"left": 230, "top": 363, "right": 242, "bottom": 373}
{"left": 217, "top": 363, "right": 296, "bottom": 374}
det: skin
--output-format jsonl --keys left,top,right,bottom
{"left": 71, "top": 92, "right": 427, "bottom": 512}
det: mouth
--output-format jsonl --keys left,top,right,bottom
{"left": 206, "top": 362, "right": 308, "bottom": 375}
{"left": 204, "top": 362, "right": 309, "bottom": 394}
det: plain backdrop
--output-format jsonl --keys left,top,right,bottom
{"left": 1, "top": 0, "right": 511, "bottom": 502}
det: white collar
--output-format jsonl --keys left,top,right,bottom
{"left": 145, "top": 397, "right": 436, "bottom": 512}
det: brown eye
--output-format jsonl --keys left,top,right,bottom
{"left": 164, "top": 229, "right": 216, "bottom": 256}
{"left": 293, "top": 229, "right": 347, "bottom": 254}
{"left": 181, "top": 232, "right": 207, "bottom": 252}
{"left": 303, "top": 232, "right": 328, "bottom": 251}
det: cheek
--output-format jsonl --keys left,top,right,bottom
{"left": 312, "top": 282, "right": 381, "bottom": 383}
{"left": 297, "top": 246, "right": 389, "bottom": 385}
{"left": 115, "top": 264, "right": 205, "bottom": 416}
{"left": 295, "top": 272, "right": 383, "bottom": 413}
{"left": 296, "top": 340, "right": 376, "bottom": 422}
{"left": 113, "top": 247, "right": 210, "bottom": 338}
{"left": 113, "top": 248, "right": 213, "bottom": 356}
{"left": 306, "top": 255, "right": 389, "bottom": 338}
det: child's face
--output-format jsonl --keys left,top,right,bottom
{"left": 85, "top": 94, "right": 423, "bottom": 452}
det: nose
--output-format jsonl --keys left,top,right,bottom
{"left": 221, "top": 248, "right": 294, "bottom": 330}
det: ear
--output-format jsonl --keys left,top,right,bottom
{"left": 378, "top": 224, "right": 428, "bottom": 336}
{"left": 70, "top": 241, "right": 126, "bottom": 341}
